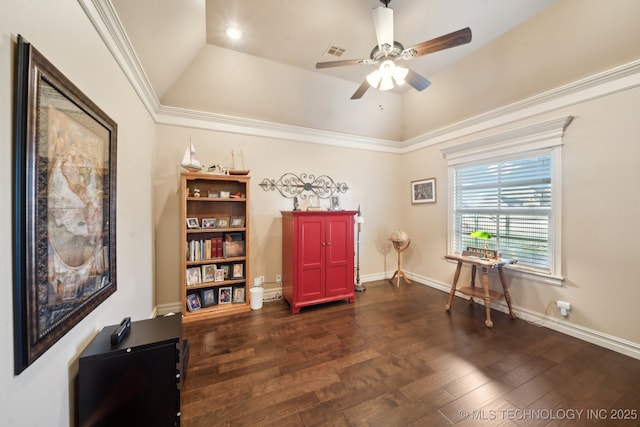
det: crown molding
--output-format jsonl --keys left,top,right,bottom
{"left": 402, "top": 59, "right": 640, "bottom": 153}
{"left": 155, "top": 104, "right": 403, "bottom": 152}
{"left": 80, "top": 0, "right": 640, "bottom": 154}
{"left": 79, "top": 0, "right": 161, "bottom": 117}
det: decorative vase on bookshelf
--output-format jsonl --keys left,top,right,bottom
{"left": 180, "top": 172, "right": 251, "bottom": 321}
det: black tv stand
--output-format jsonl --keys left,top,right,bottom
{"left": 77, "top": 314, "right": 187, "bottom": 427}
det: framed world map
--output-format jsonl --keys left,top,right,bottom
{"left": 13, "top": 36, "right": 117, "bottom": 373}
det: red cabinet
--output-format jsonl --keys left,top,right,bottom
{"left": 281, "top": 210, "right": 357, "bottom": 313}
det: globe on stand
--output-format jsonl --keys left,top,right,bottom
{"left": 389, "top": 230, "right": 412, "bottom": 287}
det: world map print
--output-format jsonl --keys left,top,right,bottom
{"left": 38, "top": 105, "right": 109, "bottom": 336}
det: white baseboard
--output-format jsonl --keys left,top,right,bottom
{"left": 405, "top": 272, "right": 640, "bottom": 361}
{"left": 156, "top": 302, "right": 182, "bottom": 316}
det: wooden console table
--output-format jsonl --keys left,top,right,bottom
{"left": 444, "top": 254, "right": 517, "bottom": 328}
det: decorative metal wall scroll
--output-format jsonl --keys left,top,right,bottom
{"left": 259, "top": 173, "right": 349, "bottom": 199}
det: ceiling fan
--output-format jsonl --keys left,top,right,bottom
{"left": 315, "top": 0, "right": 472, "bottom": 99}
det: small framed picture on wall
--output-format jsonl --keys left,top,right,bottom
{"left": 411, "top": 178, "right": 436, "bottom": 204}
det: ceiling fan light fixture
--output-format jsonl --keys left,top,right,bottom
{"left": 378, "top": 76, "right": 394, "bottom": 91}
{"left": 392, "top": 65, "right": 409, "bottom": 85}
{"left": 366, "top": 69, "right": 382, "bottom": 88}
{"left": 378, "top": 59, "right": 395, "bottom": 78}
{"left": 367, "top": 60, "right": 406, "bottom": 91}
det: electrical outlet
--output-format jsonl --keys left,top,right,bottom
{"left": 259, "top": 276, "right": 264, "bottom": 285}
{"left": 557, "top": 300, "right": 571, "bottom": 316}
{"left": 276, "top": 274, "right": 282, "bottom": 283}
{"left": 253, "top": 277, "right": 262, "bottom": 286}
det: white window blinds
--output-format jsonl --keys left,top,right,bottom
{"left": 452, "top": 153, "right": 552, "bottom": 271}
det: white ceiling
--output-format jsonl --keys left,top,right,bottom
{"left": 112, "top": 0, "right": 556, "bottom": 100}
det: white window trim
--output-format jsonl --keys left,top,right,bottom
{"left": 442, "top": 116, "right": 573, "bottom": 286}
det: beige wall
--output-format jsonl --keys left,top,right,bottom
{"left": 154, "top": 125, "right": 404, "bottom": 308}
{"left": 400, "top": 86, "right": 640, "bottom": 345}
{"left": 0, "top": 1, "right": 156, "bottom": 425}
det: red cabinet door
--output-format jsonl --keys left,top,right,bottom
{"left": 325, "top": 215, "right": 354, "bottom": 297}
{"left": 297, "top": 215, "right": 325, "bottom": 301}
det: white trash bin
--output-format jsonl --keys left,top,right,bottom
{"left": 250, "top": 286, "right": 264, "bottom": 310}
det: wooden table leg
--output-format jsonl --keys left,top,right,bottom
{"left": 469, "top": 265, "right": 477, "bottom": 305}
{"left": 445, "top": 262, "right": 462, "bottom": 311}
{"left": 498, "top": 266, "right": 516, "bottom": 319}
{"left": 481, "top": 267, "right": 493, "bottom": 328}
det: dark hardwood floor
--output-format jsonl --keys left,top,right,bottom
{"left": 181, "top": 281, "right": 640, "bottom": 426}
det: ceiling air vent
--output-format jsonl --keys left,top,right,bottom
{"left": 324, "top": 45, "right": 346, "bottom": 57}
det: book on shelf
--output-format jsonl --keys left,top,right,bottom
{"left": 186, "top": 236, "right": 227, "bottom": 261}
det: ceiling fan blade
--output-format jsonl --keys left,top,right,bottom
{"left": 405, "top": 68, "right": 431, "bottom": 92}
{"left": 351, "top": 80, "right": 370, "bottom": 99}
{"left": 403, "top": 27, "right": 472, "bottom": 58}
{"left": 316, "top": 59, "right": 372, "bottom": 69}
{"left": 372, "top": 5, "right": 394, "bottom": 51}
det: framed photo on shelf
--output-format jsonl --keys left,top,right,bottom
{"left": 12, "top": 36, "right": 118, "bottom": 374}
{"left": 186, "top": 293, "right": 201, "bottom": 311}
{"left": 201, "top": 264, "right": 217, "bottom": 282}
{"left": 233, "top": 287, "right": 245, "bottom": 304}
{"left": 230, "top": 216, "right": 245, "bottom": 228}
{"left": 186, "top": 267, "right": 202, "bottom": 286}
{"left": 201, "top": 218, "right": 216, "bottom": 229}
{"left": 186, "top": 217, "right": 200, "bottom": 228}
{"left": 232, "top": 263, "right": 244, "bottom": 278}
{"left": 223, "top": 240, "right": 245, "bottom": 258}
{"left": 216, "top": 217, "right": 230, "bottom": 228}
{"left": 220, "top": 264, "right": 230, "bottom": 279}
{"left": 200, "top": 288, "right": 216, "bottom": 307}
{"left": 330, "top": 196, "right": 340, "bottom": 210}
{"left": 411, "top": 178, "right": 436, "bottom": 204}
{"left": 214, "top": 268, "right": 225, "bottom": 282}
{"left": 218, "top": 287, "right": 232, "bottom": 304}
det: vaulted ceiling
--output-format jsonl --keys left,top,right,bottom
{"left": 112, "top": 0, "right": 554, "bottom": 100}
{"left": 106, "top": 0, "right": 640, "bottom": 142}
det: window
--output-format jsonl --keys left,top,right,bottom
{"left": 451, "top": 152, "right": 552, "bottom": 270}
{"left": 442, "top": 117, "right": 572, "bottom": 285}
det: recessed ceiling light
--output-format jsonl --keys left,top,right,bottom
{"left": 225, "top": 27, "right": 243, "bottom": 40}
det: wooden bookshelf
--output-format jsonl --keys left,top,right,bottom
{"left": 180, "top": 172, "right": 251, "bottom": 322}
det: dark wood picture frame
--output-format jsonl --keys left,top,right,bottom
{"left": 200, "top": 288, "right": 216, "bottom": 307}
{"left": 13, "top": 36, "right": 117, "bottom": 374}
